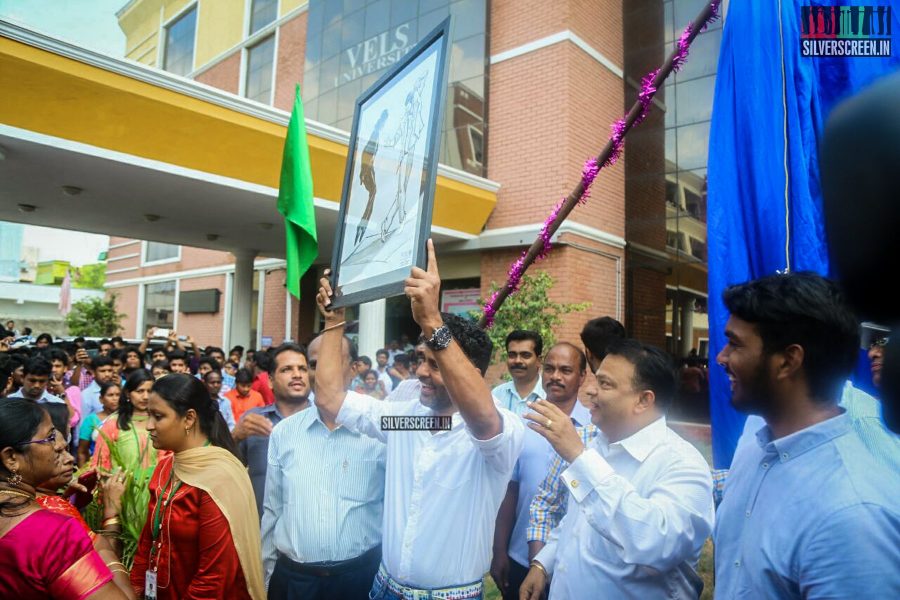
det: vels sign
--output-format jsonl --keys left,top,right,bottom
{"left": 336, "top": 23, "right": 413, "bottom": 87}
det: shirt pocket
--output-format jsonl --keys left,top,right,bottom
{"left": 339, "top": 456, "right": 384, "bottom": 503}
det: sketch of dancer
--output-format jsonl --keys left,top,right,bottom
{"left": 355, "top": 109, "right": 389, "bottom": 246}
{"left": 381, "top": 72, "right": 428, "bottom": 241}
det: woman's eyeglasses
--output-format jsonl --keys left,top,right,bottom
{"left": 18, "top": 428, "right": 62, "bottom": 447}
{"left": 869, "top": 337, "right": 890, "bottom": 350}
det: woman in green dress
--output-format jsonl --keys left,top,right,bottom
{"left": 91, "top": 370, "right": 163, "bottom": 472}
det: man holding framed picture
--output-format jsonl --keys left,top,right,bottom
{"left": 314, "top": 239, "right": 524, "bottom": 599}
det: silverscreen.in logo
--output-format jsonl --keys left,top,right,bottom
{"left": 381, "top": 415, "right": 453, "bottom": 431}
{"left": 800, "top": 5, "right": 892, "bottom": 57}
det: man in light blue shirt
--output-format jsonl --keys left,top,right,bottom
{"left": 491, "top": 342, "right": 591, "bottom": 600}
{"left": 79, "top": 355, "right": 119, "bottom": 422}
{"left": 201, "top": 369, "right": 235, "bottom": 431}
{"left": 714, "top": 272, "right": 900, "bottom": 598}
{"left": 8, "top": 357, "right": 66, "bottom": 405}
{"left": 492, "top": 330, "right": 545, "bottom": 415}
{"left": 262, "top": 342, "right": 385, "bottom": 600}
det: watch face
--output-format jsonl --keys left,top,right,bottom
{"left": 429, "top": 325, "right": 452, "bottom": 350}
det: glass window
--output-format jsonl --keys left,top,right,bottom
{"left": 144, "top": 242, "right": 179, "bottom": 263}
{"left": 675, "top": 30, "right": 721, "bottom": 82}
{"left": 675, "top": 121, "right": 711, "bottom": 171}
{"left": 451, "top": 0, "right": 486, "bottom": 40}
{"left": 163, "top": 6, "right": 197, "bottom": 76}
{"left": 365, "top": 0, "right": 391, "bottom": 38}
{"left": 245, "top": 35, "right": 276, "bottom": 104}
{"left": 249, "top": 0, "right": 277, "bottom": 35}
{"left": 144, "top": 281, "right": 176, "bottom": 329}
{"left": 674, "top": 75, "right": 715, "bottom": 126}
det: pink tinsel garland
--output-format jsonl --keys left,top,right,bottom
{"left": 482, "top": 1, "right": 721, "bottom": 328}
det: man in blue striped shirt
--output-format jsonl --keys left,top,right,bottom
{"left": 261, "top": 342, "right": 386, "bottom": 600}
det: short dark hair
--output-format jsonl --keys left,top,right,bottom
{"left": 376, "top": 348, "right": 389, "bottom": 357}
{"left": 23, "top": 357, "right": 52, "bottom": 377}
{"left": 109, "top": 348, "right": 125, "bottom": 362}
{"left": 505, "top": 330, "right": 543, "bottom": 356}
{"left": 44, "top": 348, "right": 69, "bottom": 366}
{"left": 35, "top": 333, "right": 53, "bottom": 344}
{"left": 606, "top": 339, "right": 677, "bottom": 410}
{"left": 393, "top": 353, "right": 411, "bottom": 369}
{"left": 98, "top": 339, "right": 112, "bottom": 347}
{"left": 198, "top": 356, "right": 221, "bottom": 371}
{"left": 230, "top": 345, "right": 244, "bottom": 355}
{"left": 268, "top": 343, "right": 307, "bottom": 374}
{"left": 254, "top": 350, "right": 273, "bottom": 373}
{"left": 111, "top": 336, "right": 124, "bottom": 344}
{"left": 235, "top": 367, "right": 254, "bottom": 384}
{"left": 580, "top": 317, "right": 626, "bottom": 362}
{"left": 357, "top": 355, "right": 372, "bottom": 368}
{"left": 723, "top": 271, "right": 860, "bottom": 402}
{"left": 167, "top": 350, "right": 187, "bottom": 363}
{"left": 442, "top": 312, "right": 493, "bottom": 376}
{"left": 207, "top": 346, "right": 225, "bottom": 357}
{"left": 151, "top": 359, "right": 171, "bottom": 372}
{"left": 91, "top": 355, "right": 115, "bottom": 370}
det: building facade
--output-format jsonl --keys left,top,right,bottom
{"left": 3, "top": 0, "right": 720, "bottom": 416}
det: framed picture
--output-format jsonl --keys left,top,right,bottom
{"left": 329, "top": 17, "right": 451, "bottom": 308}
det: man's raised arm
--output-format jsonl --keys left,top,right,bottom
{"left": 314, "top": 270, "right": 349, "bottom": 422}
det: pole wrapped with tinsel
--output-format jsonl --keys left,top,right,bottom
{"left": 480, "top": 0, "right": 722, "bottom": 328}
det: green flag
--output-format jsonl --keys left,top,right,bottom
{"left": 277, "top": 86, "right": 317, "bottom": 298}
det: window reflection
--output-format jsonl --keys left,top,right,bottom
{"left": 302, "top": 0, "right": 487, "bottom": 175}
{"left": 163, "top": 7, "right": 196, "bottom": 76}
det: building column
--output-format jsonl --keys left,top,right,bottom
{"left": 680, "top": 296, "right": 694, "bottom": 358}
{"left": 357, "top": 298, "right": 386, "bottom": 359}
{"left": 229, "top": 249, "right": 256, "bottom": 351}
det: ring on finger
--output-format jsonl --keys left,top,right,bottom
{"left": 545, "top": 419, "right": 552, "bottom": 429}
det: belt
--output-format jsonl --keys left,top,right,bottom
{"left": 373, "top": 564, "right": 483, "bottom": 599}
{"left": 277, "top": 544, "right": 381, "bottom": 577}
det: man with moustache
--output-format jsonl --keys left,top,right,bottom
{"left": 520, "top": 339, "right": 714, "bottom": 599}
{"left": 713, "top": 273, "right": 900, "bottom": 598}
{"left": 490, "top": 343, "right": 591, "bottom": 600}
{"left": 315, "top": 240, "right": 524, "bottom": 598}
{"left": 234, "top": 343, "right": 313, "bottom": 517}
{"left": 261, "top": 342, "right": 386, "bottom": 599}
{"left": 492, "top": 331, "right": 545, "bottom": 415}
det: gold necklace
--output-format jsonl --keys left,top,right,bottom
{"left": 0, "top": 489, "right": 35, "bottom": 500}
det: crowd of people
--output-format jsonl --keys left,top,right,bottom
{"left": 1, "top": 242, "right": 898, "bottom": 599}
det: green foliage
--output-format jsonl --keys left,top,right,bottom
{"left": 65, "top": 294, "right": 125, "bottom": 337}
{"left": 84, "top": 427, "right": 155, "bottom": 569}
{"left": 73, "top": 263, "right": 106, "bottom": 289}
{"left": 476, "top": 271, "right": 590, "bottom": 365}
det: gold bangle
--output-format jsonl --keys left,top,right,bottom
{"left": 530, "top": 560, "right": 548, "bottom": 576}
{"left": 106, "top": 560, "right": 126, "bottom": 569}
{"left": 110, "top": 568, "right": 128, "bottom": 575}
{"left": 321, "top": 320, "right": 346, "bottom": 333}
{"left": 102, "top": 517, "right": 121, "bottom": 527}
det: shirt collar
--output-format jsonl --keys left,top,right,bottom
{"left": 503, "top": 376, "right": 546, "bottom": 403}
{"left": 757, "top": 410, "right": 851, "bottom": 462}
{"left": 601, "top": 416, "right": 668, "bottom": 462}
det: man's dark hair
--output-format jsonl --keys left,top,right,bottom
{"left": 268, "top": 343, "right": 308, "bottom": 375}
{"left": 198, "top": 356, "right": 221, "bottom": 372}
{"left": 111, "top": 336, "right": 124, "bottom": 344}
{"left": 23, "top": 357, "right": 52, "bottom": 378}
{"left": 90, "top": 355, "right": 115, "bottom": 370}
{"left": 109, "top": 348, "right": 125, "bottom": 362}
{"left": 376, "top": 348, "right": 389, "bottom": 358}
{"left": 393, "top": 353, "right": 411, "bottom": 369}
{"left": 442, "top": 312, "right": 493, "bottom": 376}
{"left": 73, "top": 336, "right": 85, "bottom": 345}
{"left": 235, "top": 367, "right": 254, "bottom": 385}
{"left": 167, "top": 350, "right": 187, "bottom": 363}
{"left": 357, "top": 355, "right": 373, "bottom": 368}
{"left": 35, "top": 333, "right": 53, "bottom": 345}
{"left": 723, "top": 271, "right": 860, "bottom": 402}
{"left": 254, "top": 350, "right": 273, "bottom": 373}
{"left": 606, "top": 339, "right": 677, "bottom": 410}
{"left": 230, "top": 345, "right": 245, "bottom": 355}
{"left": 151, "top": 359, "right": 171, "bottom": 372}
{"left": 98, "top": 339, "right": 111, "bottom": 347}
{"left": 346, "top": 337, "right": 359, "bottom": 362}
{"left": 580, "top": 317, "right": 626, "bottom": 362}
{"left": 44, "top": 348, "right": 70, "bottom": 366}
{"left": 207, "top": 346, "right": 225, "bottom": 357}
{"left": 505, "top": 330, "right": 543, "bottom": 356}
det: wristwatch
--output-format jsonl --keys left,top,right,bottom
{"left": 425, "top": 324, "right": 452, "bottom": 351}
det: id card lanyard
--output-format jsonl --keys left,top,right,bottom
{"left": 146, "top": 469, "right": 182, "bottom": 600}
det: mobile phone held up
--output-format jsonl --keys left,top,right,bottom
{"left": 72, "top": 469, "right": 99, "bottom": 510}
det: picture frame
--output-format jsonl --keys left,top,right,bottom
{"left": 328, "top": 17, "right": 451, "bottom": 308}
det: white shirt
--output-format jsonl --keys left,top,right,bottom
{"left": 508, "top": 399, "right": 591, "bottom": 567}
{"left": 386, "top": 379, "right": 420, "bottom": 402}
{"left": 338, "top": 391, "right": 524, "bottom": 587}
{"left": 536, "top": 417, "right": 714, "bottom": 599}
{"left": 261, "top": 406, "right": 385, "bottom": 585}
{"left": 491, "top": 377, "right": 545, "bottom": 416}
{"left": 9, "top": 388, "right": 66, "bottom": 404}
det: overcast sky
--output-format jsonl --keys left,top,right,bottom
{"left": 1, "top": 1, "right": 124, "bottom": 265}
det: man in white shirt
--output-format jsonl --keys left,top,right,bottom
{"left": 8, "top": 356, "right": 67, "bottom": 406}
{"left": 315, "top": 240, "right": 524, "bottom": 598}
{"left": 520, "top": 339, "right": 714, "bottom": 600}
{"left": 491, "top": 331, "right": 545, "bottom": 415}
{"left": 491, "top": 342, "right": 590, "bottom": 600}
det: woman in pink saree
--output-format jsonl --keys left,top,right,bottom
{"left": 0, "top": 399, "right": 133, "bottom": 599}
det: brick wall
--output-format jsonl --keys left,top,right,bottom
{"left": 177, "top": 274, "right": 227, "bottom": 347}
{"left": 110, "top": 284, "right": 139, "bottom": 338}
{"left": 195, "top": 52, "right": 241, "bottom": 94}
{"left": 261, "top": 267, "right": 287, "bottom": 346}
{"left": 274, "top": 12, "right": 307, "bottom": 112}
